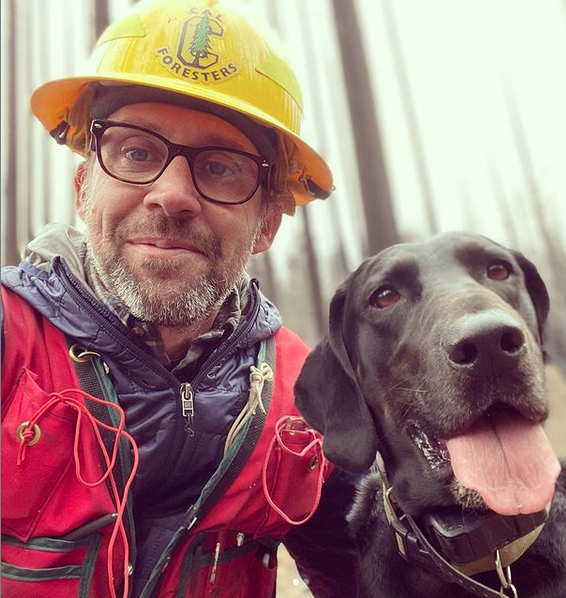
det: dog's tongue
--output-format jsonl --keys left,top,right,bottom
{"left": 445, "top": 414, "right": 560, "bottom": 515}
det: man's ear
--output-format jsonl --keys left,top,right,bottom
{"left": 252, "top": 211, "right": 282, "bottom": 254}
{"left": 74, "top": 162, "right": 88, "bottom": 222}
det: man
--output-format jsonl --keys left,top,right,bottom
{"left": 1, "top": 1, "right": 359, "bottom": 597}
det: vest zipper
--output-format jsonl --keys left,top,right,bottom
{"left": 140, "top": 333, "right": 276, "bottom": 598}
{"left": 180, "top": 382, "right": 195, "bottom": 436}
{"left": 175, "top": 279, "right": 262, "bottom": 436}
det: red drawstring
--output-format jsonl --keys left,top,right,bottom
{"left": 16, "top": 388, "right": 139, "bottom": 598}
{"left": 262, "top": 416, "right": 328, "bottom": 526}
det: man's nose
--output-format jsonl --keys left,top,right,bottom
{"left": 142, "top": 155, "right": 203, "bottom": 217}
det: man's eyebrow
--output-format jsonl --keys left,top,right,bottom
{"left": 113, "top": 118, "right": 252, "bottom": 151}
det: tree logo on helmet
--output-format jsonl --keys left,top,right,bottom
{"left": 181, "top": 10, "right": 220, "bottom": 69}
{"left": 156, "top": 8, "right": 238, "bottom": 83}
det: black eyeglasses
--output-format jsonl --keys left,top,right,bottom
{"left": 89, "top": 119, "right": 271, "bottom": 205}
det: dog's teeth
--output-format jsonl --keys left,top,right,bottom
{"left": 408, "top": 425, "right": 450, "bottom": 470}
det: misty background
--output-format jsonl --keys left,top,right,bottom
{"left": 2, "top": 0, "right": 565, "bottom": 365}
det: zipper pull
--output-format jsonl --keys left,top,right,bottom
{"left": 180, "top": 383, "right": 195, "bottom": 436}
{"left": 209, "top": 541, "right": 221, "bottom": 584}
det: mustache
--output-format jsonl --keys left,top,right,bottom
{"left": 115, "top": 215, "right": 222, "bottom": 258}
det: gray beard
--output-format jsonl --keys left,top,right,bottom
{"left": 96, "top": 255, "right": 230, "bottom": 327}
{"left": 85, "top": 217, "right": 256, "bottom": 328}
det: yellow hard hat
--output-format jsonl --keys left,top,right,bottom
{"left": 30, "top": 0, "right": 333, "bottom": 207}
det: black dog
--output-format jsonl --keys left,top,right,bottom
{"left": 295, "top": 232, "right": 565, "bottom": 598}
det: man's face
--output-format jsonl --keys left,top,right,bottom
{"left": 75, "top": 103, "right": 281, "bottom": 327}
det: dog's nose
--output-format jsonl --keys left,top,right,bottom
{"left": 443, "top": 309, "right": 526, "bottom": 374}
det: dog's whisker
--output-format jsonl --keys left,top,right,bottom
{"left": 392, "top": 401, "right": 413, "bottom": 424}
{"left": 388, "top": 375, "right": 424, "bottom": 392}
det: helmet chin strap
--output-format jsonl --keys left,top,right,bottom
{"left": 375, "top": 452, "right": 548, "bottom": 598}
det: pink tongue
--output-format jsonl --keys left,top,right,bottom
{"left": 445, "top": 415, "right": 560, "bottom": 515}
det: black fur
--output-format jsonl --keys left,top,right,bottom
{"left": 295, "top": 232, "right": 565, "bottom": 598}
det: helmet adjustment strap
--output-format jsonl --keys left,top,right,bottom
{"left": 50, "top": 121, "right": 71, "bottom": 145}
{"left": 298, "top": 169, "right": 333, "bottom": 200}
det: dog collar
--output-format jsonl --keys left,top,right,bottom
{"left": 376, "top": 453, "right": 549, "bottom": 598}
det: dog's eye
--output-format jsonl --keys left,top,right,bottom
{"left": 370, "top": 286, "right": 400, "bottom": 308}
{"left": 487, "top": 261, "right": 511, "bottom": 281}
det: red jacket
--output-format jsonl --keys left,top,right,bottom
{"left": 1, "top": 287, "right": 331, "bottom": 598}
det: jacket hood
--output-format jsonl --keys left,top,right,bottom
{"left": 25, "top": 222, "right": 89, "bottom": 281}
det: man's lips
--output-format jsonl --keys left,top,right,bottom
{"left": 126, "top": 237, "right": 206, "bottom": 255}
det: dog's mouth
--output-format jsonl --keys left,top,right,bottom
{"left": 408, "top": 424, "right": 450, "bottom": 471}
{"left": 409, "top": 405, "right": 560, "bottom": 516}
{"left": 408, "top": 424, "right": 488, "bottom": 511}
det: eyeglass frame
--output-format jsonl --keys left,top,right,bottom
{"left": 89, "top": 119, "right": 272, "bottom": 205}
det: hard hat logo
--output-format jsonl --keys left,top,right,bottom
{"left": 179, "top": 9, "right": 222, "bottom": 69}
{"left": 156, "top": 8, "right": 237, "bottom": 83}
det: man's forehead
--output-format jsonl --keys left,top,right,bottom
{"left": 90, "top": 84, "right": 277, "bottom": 159}
{"left": 106, "top": 104, "right": 256, "bottom": 151}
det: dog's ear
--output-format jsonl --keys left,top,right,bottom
{"left": 513, "top": 251, "right": 550, "bottom": 334}
{"left": 295, "top": 283, "right": 379, "bottom": 473}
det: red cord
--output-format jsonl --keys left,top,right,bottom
{"left": 16, "top": 388, "right": 139, "bottom": 598}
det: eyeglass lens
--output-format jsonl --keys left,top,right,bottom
{"left": 99, "top": 125, "right": 262, "bottom": 203}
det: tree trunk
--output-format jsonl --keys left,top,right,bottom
{"left": 331, "top": 0, "right": 399, "bottom": 256}
{"left": 94, "top": 0, "right": 109, "bottom": 39}
{"left": 3, "top": 0, "right": 20, "bottom": 266}
{"left": 381, "top": 0, "right": 438, "bottom": 235}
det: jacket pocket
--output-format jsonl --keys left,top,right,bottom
{"left": 1, "top": 369, "right": 77, "bottom": 541}
{"left": 1, "top": 533, "right": 102, "bottom": 598}
{"left": 257, "top": 416, "right": 329, "bottom": 534}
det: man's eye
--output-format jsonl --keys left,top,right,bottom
{"left": 370, "top": 286, "right": 400, "bottom": 309}
{"left": 124, "top": 148, "right": 149, "bottom": 162}
{"left": 208, "top": 161, "right": 229, "bottom": 176}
